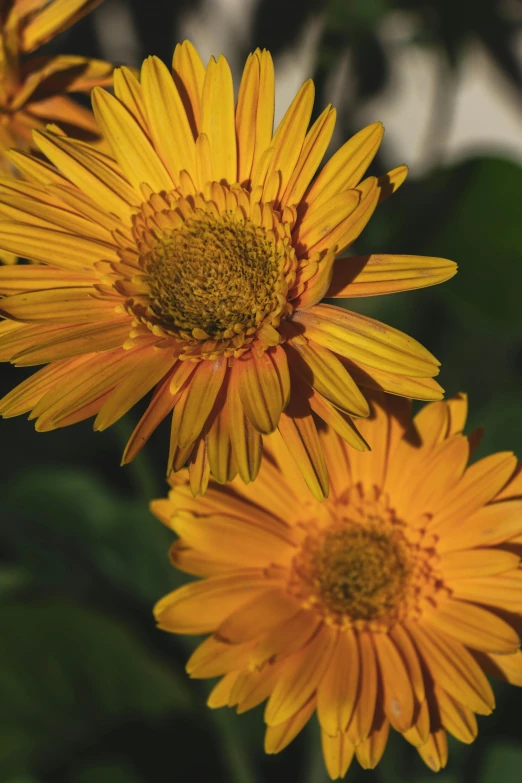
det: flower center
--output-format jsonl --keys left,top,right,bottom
{"left": 145, "top": 212, "right": 285, "bottom": 339}
{"left": 123, "top": 185, "right": 298, "bottom": 359}
{"left": 313, "top": 525, "right": 410, "bottom": 621}
{"left": 288, "top": 487, "right": 445, "bottom": 630}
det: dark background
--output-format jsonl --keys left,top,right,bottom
{"left": 2, "top": 1, "right": 522, "bottom": 781}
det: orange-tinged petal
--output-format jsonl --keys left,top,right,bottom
{"left": 293, "top": 303, "right": 440, "bottom": 378}
{"left": 440, "top": 548, "right": 519, "bottom": 579}
{"left": 347, "top": 632, "right": 378, "bottom": 744}
{"left": 94, "top": 348, "right": 176, "bottom": 431}
{"left": 317, "top": 628, "right": 360, "bottom": 736}
{"left": 417, "top": 729, "right": 448, "bottom": 772}
{"left": 305, "top": 121, "right": 383, "bottom": 211}
{"left": 355, "top": 711, "right": 390, "bottom": 769}
{"left": 154, "top": 570, "right": 279, "bottom": 635}
{"left": 186, "top": 636, "right": 255, "bottom": 678}
{"left": 207, "top": 671, "right": 242, "bottom": 708}
{"left": 373, "top": 632, "right": 415, "bottom": 731}
{"left": 277, "top": 400, "right": 329, "bottom": 501}
{"left": 227, "top": 361, "right": 262, "bottom": 483}
{"left": 237, "top": 352, "right": 286, "bottom": 434}
{"left": 171, "top": 511, "right": 294, "bottom": 570}
{"left": 425, "top": 600, "right": 519, "bottom": 654}
{"left": 485, "top": 649, "right": 522, "bottom": 686}
{"left": 310, "top": 392, "right": 369, "bottom": 452}
{"left": 265, "top": 624, "right": 335, "bottom": 725}
{"left": 174, "top": 357, "right": 227, "bottom": 448}
{"left": 92, "top": 86, "right": 173, "bottom": 194}
{"left": 235, "top": 52, "right": 260, "bottom": 185}
{"left": 406, "top": 621, "right": 495, "bottom": 714}
{"left": 451, "top": 573, "right": 522, "bottom": 612}
{"left": 413, "top": 400, "right": 449, "bottom": 447}
{"left": 200, "top": 55, "right": 237, "bottom": 184}
{"left": 250, "top": 608, "right": 320, "bottom": 669}
{"left": 217, "top": 589, "right": 300, "bottom": 644}
{"left": 265, "top": 697, "right": 315, "bottom": 754}
{"left": 389, "top": 624, "right": 425, "bottom": 703}
{"left": 431, "top": 452, "right": 517, "bottom": 531}
{"left": 321, "top": 730, "right": 355, "bottom": 780}
{"left": 435, "top": 686, "right": 477, "bottom": 744}
{"left": 438, "top": 500, "right": 522, "bottom": 552}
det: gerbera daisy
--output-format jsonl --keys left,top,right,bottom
{"left": 0, "top": 42, "right": 456, "bottom": 494}
{"left": 0, "top": 0, "right": 112, "bottom": 262}
{"left": 153, "top": 393, "right": 522, "bottom": 779}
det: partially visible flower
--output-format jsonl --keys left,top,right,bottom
{"left": 154, "top": 394, "right": 522, "bottom": 779}
{"left": 0, "top": 43, "right": 455, "bottom": 493}
{"left": 0, "top": 0, "right": 112, "bottom": 262}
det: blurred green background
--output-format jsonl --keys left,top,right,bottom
{"left": 2, "top": 0, "right": 522, "bottom": 781}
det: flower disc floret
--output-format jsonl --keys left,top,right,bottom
{"left": 125, "top": 186, "right": 297, "bottom": 359}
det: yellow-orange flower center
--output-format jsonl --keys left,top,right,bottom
{"left": 288, "top": 487, "right": 445, "bottom": 630}
{"left": 124, "top": 185, "right": 299, "bottom": 359}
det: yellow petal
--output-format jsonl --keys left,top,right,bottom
{"left": 141, "top": 56, "right": 197, "bottom": 184}
{"left": 200, "top": 55, "right": 237, "bottom": 184}
{"left": 326, "top": 254, "right": 457, "bottom": 298}
{"left": 91, "top": 86, "right": 173, "bottom": 194}
{"left": 265, "top": 80, "right": 315, "bottom": 200}
{"left": 435, "top": 685, "right": 477, "bottom": 744}
{"left": 305, "top": 121, "right": 383, "bottom": 211}
{"left": 343, "top": 358, "right": 444, "bottom": 401}
{"left": 236, "top": 352, "right": 286, "bottom": 435}
{"left": 172, "top": 40, "right": 206, "bottom": 135}
{"left": 293, "top": 303, "right": 440, "bottom": 377}
{"left": 0, "top": 286, "right": 117, "bottom": 323}
{"left": 94, "top": 348, "right": 175, "bottom": 431}
{"left": 21, "top": 0, "right": 104, "bottom": 52}
{"left": 277, "top": 400, "right": 329, "bottom": 501}
{"left": 286, "top": 338, "right": 369, "bottom": 417}
{"left": 281, "top": 105, "right": 336, "bottom": 208}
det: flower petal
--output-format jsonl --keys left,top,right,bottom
{"left": 200, "top": 55, "right": 237, "bottom": 184}
{"left": 326, "top": 254, "right": 457, "bottom": 298}
{"left": 293, "top": 303, "right": 440, "bottom": 377}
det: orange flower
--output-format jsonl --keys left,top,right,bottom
{"left": 0, "top": 0, "right": 112, "bottom": 262}
{"left": 153, "top": 394, "right": 522, "bottom": 778}
{"left": 0, "top": 43, "right": 455, "bottom": 493}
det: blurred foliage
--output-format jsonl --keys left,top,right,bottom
{"left": 2, "top": 0, "right": 522, "bottom": 782}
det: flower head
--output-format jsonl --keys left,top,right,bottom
{"left": 0, "top": 42, "right": 456, "bottom": 494}
{"left": 153, "top": 394, "right": 522, "bottom": 778}
{"left": 0, "top": 0, "right": 113, "bottom": 262}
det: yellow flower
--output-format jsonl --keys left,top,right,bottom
{"left": 0, "top": 0, "right": 113, "bottom": 262}
{"left": 0, "top": 42, "right": 456, "bottom": 494}
{"left": 153, "top": 394, "right": 522, "bottom": 779}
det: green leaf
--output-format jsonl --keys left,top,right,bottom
{"left": 479, "top": 742, "right": 522, "bottom": 783}
{"left": 0, "top": 602, "right": 192, "bottom": 778}
{"left": 1, "top": 468, "right": 177, "bottom": 602}
{"left": 416, "top": 157, "right": 522, "bottom": 333}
